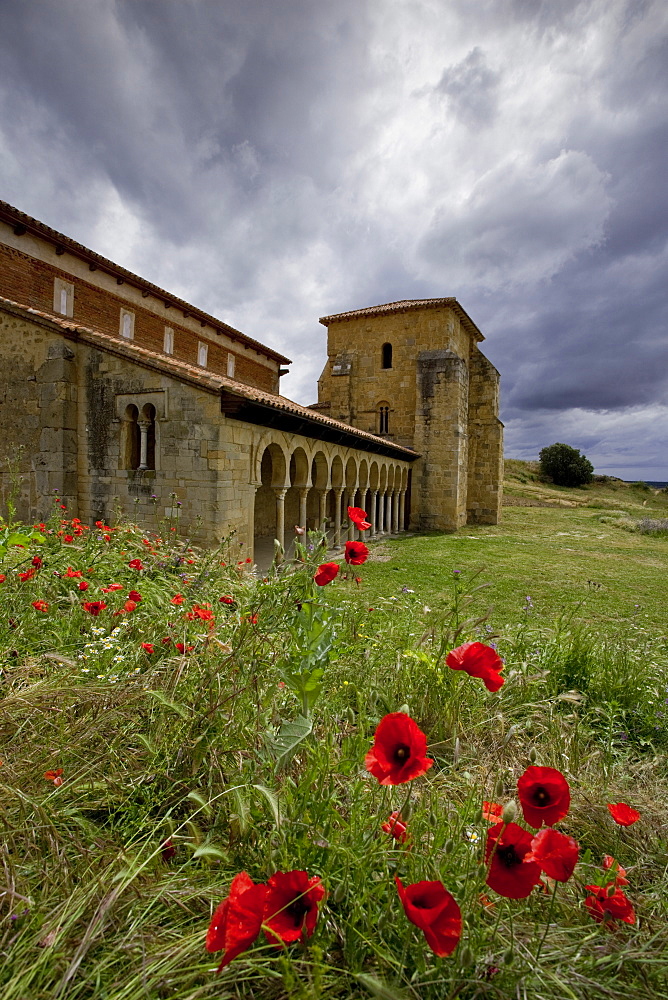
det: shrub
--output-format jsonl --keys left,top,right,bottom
{"left": 539, "top": 442, "right": 594, "bottom": 487}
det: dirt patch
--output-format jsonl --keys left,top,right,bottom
{"left": 502, "top": 496, "right": 580, "bottom": 508}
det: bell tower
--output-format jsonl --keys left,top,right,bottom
{"left": 317, "top": 298, "right": 503, "bottom": 531}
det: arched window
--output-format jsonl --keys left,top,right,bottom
{"left": 124, "top": 405, "right": 140, "bottom": 470}
{"left": 141, "top": 404, "right": 156, "bottom": 470}
{"left": 381, "top": 343, "right": 393, "bottom": 369}
{"left": 378, "top": 402, "right": 390, "bottom": 435}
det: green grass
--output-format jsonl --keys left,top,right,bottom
{"left": 0, "top": 469, "right": 667, "bottom": 999}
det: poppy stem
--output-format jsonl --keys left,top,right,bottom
{"left": 534, "top": 880, "right": 558, "bottom": 965}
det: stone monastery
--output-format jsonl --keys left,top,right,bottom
{"left": 0, "top": 200, "right": 503, "bottom": 560}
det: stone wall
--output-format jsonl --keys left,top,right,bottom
{"left": 0, "top": 238, "right": 279, "bottom": 394}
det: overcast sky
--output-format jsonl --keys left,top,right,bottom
{"left": 1, "top": 0, "right": 666, "bottom": 479}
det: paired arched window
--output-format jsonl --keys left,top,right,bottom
{"left": 381, "top": 342, "right": 393, "bottom": 369}
{"left": 378, "top": 402, "right": 390, "bottom": 435}
{"left": 124, "top": 403, "right": 156, "bottom": 470}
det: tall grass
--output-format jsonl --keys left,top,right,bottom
{"left": 1, "top": 499, "right": 667, "bottom": 998}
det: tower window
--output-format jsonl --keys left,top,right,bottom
{"left": 53, "top": 278, "right": 74, "bottom": 317}
{"left": 198, "top": 342, "right": 208, "bottom": 367}
{"left": 381, "top": 343, "right": 393, "bottom": 369}
{"left": 163, "top": 327, "right": 174, "bottom": 355}
{"left": 227, "top": 353, "right": 236, "bottom": 377}
{"left": 378, "top": 403, "right": 390, "bottom": 435}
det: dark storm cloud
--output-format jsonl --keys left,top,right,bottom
{"left": 0, "top": 0, "right": 666, "bottom": 476}
{"left": 435, "top": 48, "right": 501, "bottom": 128}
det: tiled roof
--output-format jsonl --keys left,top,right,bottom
{"left": 319, "top": 298, "right": 484, "bottom": 341}
{"left": 0, "top": 199, "right": 291, "bottom": 365}
{"left": 0, "top": 296, "right": 418, "bottom": 460}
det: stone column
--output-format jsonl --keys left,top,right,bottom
{"left": 385, "top": 492, "right": 393, "bottom": 534}
{"left": 392, "top": 490, "right": 400, "bottom": 534}
{"left": 345, "top": 488, "right": 356, "bottom": 541}
{"left": 369, "top": 490, "right": 378, "bottom": 537}
{"left": 377, "top": 491, "right": 385, "bottom": 534}
{"left": 333, "top": 487, "right": 344, "bottom": 548}
{"left": 318, "top": 489, "right": 328, "bottom": 533}
{"left": 399, "top": 489, "right": 406, "bottom": 533}
{"left": 273, "top": 487, "right": 288, "bottom": 553}
{"left": 138, "top": 419, "right": 151, "bottom": 470}
{"left": 298, "top": 487, "right": 309, "bottom": 533}
{"left": 358, "top": 487, "right": 369, "bottom": 540}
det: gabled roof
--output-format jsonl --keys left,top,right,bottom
{"left": 319, "top": 298, "right": 484, "bottom": 342}
{"left": 0, "top": 296, "right": 418, "bottom": 462}
{"left": 0, "top": 199, "right": 291, "bottom": 365}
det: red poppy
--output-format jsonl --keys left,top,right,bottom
{"left": 482, "top": 801, "right": 503, "bottom": 823}
{"left": 344, "top": 540, "right": 369, "bottom": 565}
{"left": 122, "top": 600, "right": 138, "bottom": 613}
{"left": 82, "top": 601, "right": 107, "bottom": 616}
{"left": 263, "top": 870, "right": 325, "bottom": 945}
{"left": 607, "top": 802, "right": 640, "bottom": 826}
{"left": 127, "top": 590, "right": 142, "bottom": 602}
{"left": 584, "top": 884, "right": 635, "bottom": 925}
{"left": 175, "top": 642, "right": 194, "bottom": 654}
{"left": 365, "top": 712, "right": 433, "bottom": 786}
{"left": 101, "top": 583, "right": 124, "bottom": 593}
{"left": 219, "top": 595, "right": 236, "bottom": 605}
{"left": 525, "top": 828, "right": 579, "bottom": 882}
{"left": 485, "top": 822, "right": 542, "bottom": 899}
{"left": 161, "top": 838, "right": 176, "bottom": 862}
{"left": 206, "top": 871, "right": 267, "bottom": 970}
{"left": 242, "top": 613, "right": 258, "bottom": 625}
{"left": 314, "top": 562, "right": 340, "bottom": 586}
{"left": 31, "top": 556, "right": 43, "bottom": 568}
{"left": 63, "top": 535, "right": 74, "bottom": 543}
{"left": 0, "top": 574, "right": 5, "bottom": 583}
{"left": 18, "top": 568, "right": 37, "bottom": 582}
{"left": 395, "top": 878, "right": 462, "bottom": 957}
{"left": 517, "top": 766, "right": 571, "bottom": 828}
{"left": 44, "top": 768, "right": 64, "bottom": 786}
{"left": 128, "top": 559, "right": 144, "bottom": 571}
{"left": 141, "top": 642, "right": 154, "bottom": 654}
{"left": 381, "top": 811, "right": 409, "bottom": 843}
{"left": 65, "top": 567, "right": 82, "bottom": 578}
{"left": 186, "top": 605, "right": 214, "bottom": 621}
{"left": 78, "top": 581, "right": 89, "bottom": 591}
{"left": 347, "top": 506, "right": 371, "bottom": 530}
{"left": 445, "top": 642, "right": 505, "bottom": 692}
{"left": 170, "top": 594, "right": 184, "bottom": 605}
{"left": 32, "top": 600, "right": 49, "bottom": 613}
{"left": 603, "top": 855, "right": 629, "bottom": 887}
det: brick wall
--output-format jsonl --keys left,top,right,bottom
{"left": 0, "top": 243, "right": 276, "bottom": 393}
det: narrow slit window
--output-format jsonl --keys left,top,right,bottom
{"left": 381, "top": 342, "right": 393, "bottom": 369}
{"left": 198, "top": 342, "right": 208, "bottom": 367}
{"left": 227, "top": 353, "right": 235, "bottom": 378}
{"left": 53, "top": 278, "right": 74, "bottom": 317}
{"left": 379, "top": 404, "right": 390, "bottom": 435}
{"left": 163, "top": 327, "right": 174, "bottom": 355}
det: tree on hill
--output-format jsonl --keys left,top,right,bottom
{"left": 539, "top": 442, "right": 594, "bottom": 487}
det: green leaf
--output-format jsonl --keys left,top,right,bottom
{"left": 190, "top": 844, "right": 227, "bottom": 859}
{"left": 146, "top": 690, "right": 190, "bottom": 719}
{"left": 267, "top": 715, "right": 313, "bottom": 771}
{"left": 355, "top": 973, "right": 410, "bottom": 1000}
{"left": 252, "top": 784, "right": 281, "bottom": 828}
{"left": 186, "top": 790, "right": 212, "bottom": 817}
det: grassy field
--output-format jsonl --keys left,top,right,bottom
{"left": 0, "top": 465, "right": 667, "bottom": 999}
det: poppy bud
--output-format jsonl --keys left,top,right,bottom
{"left": 494, "top": 777, "right": 505, "bottom": 797}
{"left": 401, "top": 799, "right": 413, "bottom": 822}
{"left": 459, "top": 946, "right": 473, "bottom": 967}
{"left": 472, "top": 807, "right": 483, "bottom": 823}
{"left": 503, "top": 949, "right": 514, "bottom": 965}
{"left": 331, "top": 882, "right": 346, "bottom": 904}
{"left": 529, "top": 747, "right": 538, "bottom": 763}
{"left": 345, "top": 706, "right": 356, "bottom": 726}
{"left": 443, "top": 838, "right": 454, "bottom": 855}
{"left": 502, "top": 800, "right": 517, "bottom": 824}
